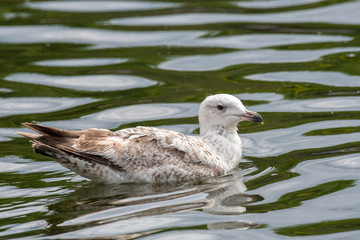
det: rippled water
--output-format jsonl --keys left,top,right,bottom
{"left": 1, "top": 0, "right": 360, "bottom": 239}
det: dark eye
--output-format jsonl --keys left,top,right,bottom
{"left": 217, "top": 105, "right": 224, "bottom": 110}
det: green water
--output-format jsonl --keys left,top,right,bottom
{"left": 1, "top": 0, "right": 360, "bottom": 239}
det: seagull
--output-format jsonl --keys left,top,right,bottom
{"left": 18, "top": 94, "right": 263, "bottom": 183}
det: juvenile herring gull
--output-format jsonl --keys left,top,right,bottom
{"left": 18, "top": 94, "right": 263, "bottom": 183}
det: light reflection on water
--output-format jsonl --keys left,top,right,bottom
{"left": 0, "top": 97, "right": 96, "bottom": 117}
{"left": 244, "top": 153, "right": 360, "bottom": 227}
{"left": 245, "top": 71, "right": 360, "bottom": 87}
{"left": 5, "top": 73, "right": 157, "bottom": 91}
{"left": 32, "top": 58, "right": 128, "bottom": 67}
{"left": 0, "top": 88, "right": 12, "bottom": 92}
{"left": 0, "top": 26, "right": 352, "bottom": 49}
{"left": 1, "top": 0, "right": 360, "bottom": 239}
{"left": 251, "top": 96, "right": 360, "bottom": 112}
{"left": 235, "top": 93, "right": 284, "bottom": 102}
{"left": 158, "top": 47, "right": 360, "bottom": 71}
{"left": 236, "top": 0, "right": 325, "bottom": 9}
{"left": 25, "top": 1, "right": 180, "bottom": 12}
{"left": 242, "top": 120, "right": 360, "bottom": 157}
{"left": 111, "top": 0, "right": 360, "bottom": 26}
{"left": 0, "top": 156, "right": 64, "bottom": 174}
{"left": 44, "top": 103, "right": 199, "bottom": 130}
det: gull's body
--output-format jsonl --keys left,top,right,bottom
{"left": 18, "top": 94, "right": 263, "bottom": 183}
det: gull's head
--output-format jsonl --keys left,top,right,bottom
{"left": 198, "top": 94, "right": 263, "bottom": 135}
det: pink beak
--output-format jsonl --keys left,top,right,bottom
{"left": 237, "top": 110, "right": 264, "bottom": 124}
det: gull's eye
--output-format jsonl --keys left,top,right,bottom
{"left": 217, "top": 105, "right": 224, "bottom": 110}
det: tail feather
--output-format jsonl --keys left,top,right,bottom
{"left": 21, "top": 122, "right": 79, "bottom": 138}
{"left": 17, "top": 122, "right": 126, "bottom": 175}
{"left": 16, "top": 131, "right": 41, "bottom": 139}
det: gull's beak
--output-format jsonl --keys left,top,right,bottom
{"left": 237, "top": 110, "right": 264, "bottom": 124}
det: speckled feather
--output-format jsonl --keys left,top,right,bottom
{"left": 18, "top": 94, "right": 263, "bottom": 183}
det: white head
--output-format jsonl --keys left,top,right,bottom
{"left": 198, "top": 94, "right": 263, "bottom": 135}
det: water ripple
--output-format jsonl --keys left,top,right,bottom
{"left": 43, "top": 103, "right": 199, "bottom": 130}
{"left": 158, "top": 47, "right": 360, "bottom": 71}
{"left": 5, "top": 73, "right": 157, "bottom": 91}
{"left": 2, "top": 0, "right": 360, "bottom": 239}
{"left": 326, "top": 153, "right": 360, "bottom": 170}
{"left": 95, "top": 103, "right": 197, "bottom": 123}
{"left": 34, "top": 172, "right": 248, "bottom": 238}
{"left": 0, "top": 156, "right": 65, "bottom": 174}
{"left": 0, "top": 220, "right": 47, "bottom": 238}
{"left": 236, "top": 0, "right": 325, "bottom": 9}
{"left": 0, "top": 203, "right": 46, "bottom": 219}
{"left": 0, "top": 185, "right": 62, "bottom": 199}
{"left": 0, "top": 97, "right": 96, "bottom": 117}
{"left": 0, "top": 128, "right": 28, "bottom": 141}
{"left": 250, "top": 153, "right": 360, "bottom": 204}
{"left": 242, "top": 120, "right": 360, "bottom": 157}
{"left": 250, "top": 96, "right": 360, "bottom": 113}
{"left": 243, "top": 153, "right": 360, "bottom": 232}
{"left": 32, "top": 58, "right": 127, "bottom": 67}
{"left": 0, "top": 26, "right": 351, "bottom": 49}
{"left": 245, "top": 71, "right": 360, "bottom": 87}
{"left": 111, "top": 1, "right": 360, "bottom": 26}
{"left": 234, "top": 93, "right": 283, "bottom": 102}
{"left": 156, "top": 124, "right": 199, "bottom": 135}
{"left": 25, "top": 1, "right": 179, "bottom": 12}
{"left": 0, "top": 88, "right": 12, "bottom": 93}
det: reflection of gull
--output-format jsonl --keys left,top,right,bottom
{"left": 203, "top": 170, "right": 248, "bottom": 215}
{"left": 18, "top": 94, "right": 263, "bottom": 183}
{"left": 47, "top": 170, "right": 260, "bottom": 237}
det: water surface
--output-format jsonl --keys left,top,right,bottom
{"left": 1, "top": 0, "right": 360, "bottom": 239}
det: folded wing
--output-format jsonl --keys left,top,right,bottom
{"left": 18, "top": 123, "right": 222, "bottom": 183}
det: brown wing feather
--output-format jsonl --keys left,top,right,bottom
{"left": 71, "top": 128, "right": 176, "bottom": 169}
{"left": 18, "top": 123, "right": 125, "bottom": 172}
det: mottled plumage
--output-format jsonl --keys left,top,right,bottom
{"left": 18, "top": 94, "right": 263, "bottom": 183}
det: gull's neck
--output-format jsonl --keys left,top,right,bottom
{"left": 200, "top": 124, "right": 238, "bottom": 139}
{"left": 200, "top": 124, "right": 242, "bottom": 172}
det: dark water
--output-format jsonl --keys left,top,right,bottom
{"left": 1, "top": 0, "right": 360, "bottom": 239}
